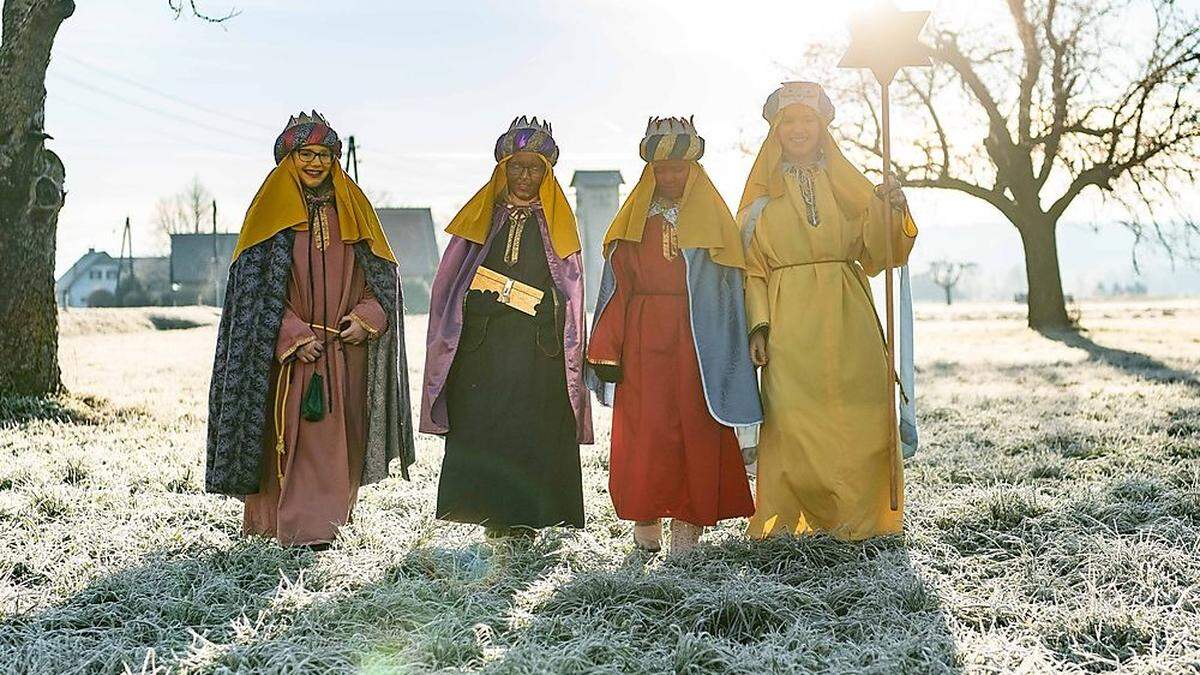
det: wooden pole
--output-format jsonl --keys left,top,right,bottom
{"left": 346, "top": 135, "right": 359, "bottom": 183}
{"left": 881, "top": 81, "right": 900, "bottom": 512}
{"left": 839, "top": 2, "right": 931, "bottom": 513}
{"left": 116, "top": 216, "right": 132, "bottom": 298}
{"left": 212, "top": 199, "right": 219, "bottom": 306}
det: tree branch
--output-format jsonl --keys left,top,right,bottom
{"left": 166, "top": 0, "right": 239, "bottom": 23}
{"left": 900, "top": 69, "right": 951, "bottom": 177}
{"left": 905, "top": 175, "right": 1020, "bottom": 223}
{"left": 1008, "top": 0, "right": 1044, "bottom": 145}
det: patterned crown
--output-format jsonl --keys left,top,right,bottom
{"left": 640, "top": 115, "right": 705, "bottom": 162}
{"left": 762, "top": 81, "right": 836, "bottom": 125}
{"left": 284, "top": 110, "right": 332, "bottom": 131}
{"left": 494, "top": 115, "right": 559, "bottom": 166}
{"left": 274, "top": 110, "right": 342, "bottom": 164}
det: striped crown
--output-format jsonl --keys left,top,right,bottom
{"left": 639, "top": 115, "right": 705, "bottom": 162}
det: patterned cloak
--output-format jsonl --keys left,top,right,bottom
{"left": 205, "top": 230, "right": 415, "bottom": 495}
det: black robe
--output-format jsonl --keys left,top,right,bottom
{"left": 435, "top": 209, "right": 584, "bottom": 529}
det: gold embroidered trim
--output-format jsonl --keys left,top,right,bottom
{"left": 783, "top": 163, "right": 821, "bottom": 227}
{"left": 349, "top": 312, "right": 380, "bottom": 337}
{"left": 503, "top": 205, "right": 533, "bottom": 266}
{"left": 662, "top": 224, "right": 680, "bottom": 261}
{"left": 649, "top": 197, "right": 681, "bottom": 261}
{"left": 311, "top": 206, "right": 331, "bottom": 250}
{"left": 278, "top": 335, "right": 316, "bottom": 363}
{"left": 587, "top": 358, "right": 621, "bottom": 367}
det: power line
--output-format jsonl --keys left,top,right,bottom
{"left": 345, "top": 141, "right": 415, "bottom": 173}
{"left": 49, "top": 71, "right": 263, "bottom": 144}
{"left": 60, "top": 54, "right": 277, "bottom": 133}
{"left": 50, "top": 95, "right": 261, "bottom": 161}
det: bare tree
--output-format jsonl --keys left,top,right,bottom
{"left": 805, "top": 0, "right": 1200, "bottom": 329}
{"left": 154, "top": 195, "right": 189, "bottom": 236}
{"left": 928, "top": 260, "right": 977, "bottom": 305}
{"left": 182, "top": 175, "right": 212, "bottom": 233}
{"left": 365, "top": 187, "right": 396, "bottom": 208}
{"left": 155, "top": 176, "right": 215, "bottom": 241}
{"left": 0, "top": 1, "right": 233, "bottom": 396}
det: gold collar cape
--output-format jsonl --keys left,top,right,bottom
{"left": 233, "top": 160, "right": 396, "bottom": 263}
{"left": 445, "top": 154, "right": 580, "bottom": 258}
{"left": 737, "top": 107, "right": 879, "bottom": 226}
{"left": 603, "top": 161, "right": 745, "bottom": 269}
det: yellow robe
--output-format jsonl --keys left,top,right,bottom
{"left": 744, "top": 167, "right": 916, "bottom": 540}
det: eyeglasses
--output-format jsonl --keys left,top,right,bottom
{"left": 295, "top": 148, "right": 334, "bottom": 165}
{"left": 509, "top": 163, "right": 545, "bottom": 178}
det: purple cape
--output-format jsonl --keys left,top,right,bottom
{"left": 420, "top": 206, "right": 593, "bottom": 444}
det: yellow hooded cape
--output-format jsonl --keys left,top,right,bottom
{"left": 232, "top": 160, "right": 396, "bottom": 263}
{"left": 603, "top": 162, "right": 745, "bottom": 269}
{"left": 737, "top": 112, "right": 916, "bottom": 237}
{"left": 444, "top": 154, "right": 580, "bottom": 258}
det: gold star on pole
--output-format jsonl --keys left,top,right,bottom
{"left": 837, "top": 1, "right": 932, "bottom": 513}
{"left": 839, "top": 1, "right": 931, "bottom": 85}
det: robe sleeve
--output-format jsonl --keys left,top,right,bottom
{"left": 348, "top": 281, "right": 388, "bottom": 339}
{"left": 744, "top": 215, "right": 772, "bottom": 337}
{"left": 857, "top": 195, "right": 918, "bottom": 277}
{"left": 587, "top": 242, "right": 632, "bottom": 367}
{"left": 276, "top": 305, "right": 317, "bottom": 363}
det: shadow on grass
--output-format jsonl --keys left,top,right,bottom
{"left": 20, "top": 531, "right": 963, "bottom": 672}
{"left": 1040, "top": 329, "right": 1200, "bottom": 390}
{"left": 168, "top": 534, "right": 581, "bottom": 672}
{"left": 0, "top": 543, "right": 318, "bottom": 673}
{"left": 486, "top": 535, "right": 963, "bottom": 673}
{"left": 0, "top": 394, "right": 117, "bottom": 426}
{"left": 147, "top": 314, "right": 209, "bottom": 331}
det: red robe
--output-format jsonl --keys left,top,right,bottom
{"left": 588, "top": 214, "right": 754, "bottom": 526}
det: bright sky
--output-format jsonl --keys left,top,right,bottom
{"left": 47, "top": 0, "right": 1200, "bottom": 296}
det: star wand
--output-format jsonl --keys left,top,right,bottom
{"left": 838, "top": 1, "right": 930, "bottom": 511}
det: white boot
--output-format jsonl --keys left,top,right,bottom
{"left": 669, "top": 519, "right": 704, "bottom": 555}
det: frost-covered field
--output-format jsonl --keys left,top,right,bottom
{"left": 2, "top": 301, "right": 1199, "bottom": 674}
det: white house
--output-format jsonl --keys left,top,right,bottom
{"left": 57, "top": 248, "right": 172, "bottom": 307}
{"left": 56, "top": 249, "right": 121, "bottom": 308}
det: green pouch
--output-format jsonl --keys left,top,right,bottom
{"left": 301, "top": 372, "right": 325, "bottom": 421}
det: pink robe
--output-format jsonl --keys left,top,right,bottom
{"left": 243, "top": 201, "right": 387, "bottom": 546}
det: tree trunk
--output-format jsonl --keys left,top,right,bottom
{"left": 1017, "top": 215, "right": 1071, "bottom": 330}
{"left": 0, "top": 0, "right": 76, "bottom": 396}
{"left": 943, "top": 285, "right": 952, "bottom": 306}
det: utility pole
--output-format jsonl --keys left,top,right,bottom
{"left": 116, "top": 216, "right": 134, "bottom": 301}
{"left": 211, "top": 199, "right": 219, "bottom": 306}
{"left": 346, "top": 135, "right": 359, "bottom": 182}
